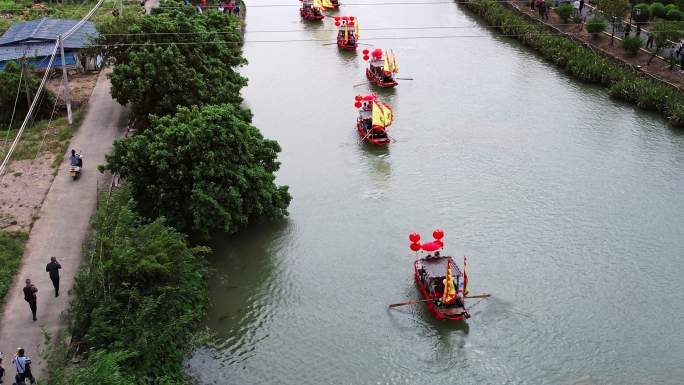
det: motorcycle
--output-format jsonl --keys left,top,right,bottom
{"left": 69, "top": 153, "right": 83, "bottom": 180}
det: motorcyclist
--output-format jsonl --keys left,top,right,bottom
{"left": 69, "top": 149, "right": 82, "bottom": 168}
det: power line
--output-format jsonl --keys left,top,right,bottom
{"left": 80, "top": 29, "right": 684, "bottom": 47}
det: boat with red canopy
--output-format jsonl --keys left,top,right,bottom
{"left": 409, "top": 230, "right": 471, "bottom": 321}
{"left": 300, "top": 0, "right": 324, "bottom": 20}
{"left": 334, "top": 16, "right": 359, "bottom": 51}
{"left": 354, "top": 94, "right": 393, "bottom": 146}
{"left": 362, "top": 48, "right": 398, "bottom": 88}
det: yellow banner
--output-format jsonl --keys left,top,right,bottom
{"left": 442, "top": 263, "right": 457, "bottom": 305}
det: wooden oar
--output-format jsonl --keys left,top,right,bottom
{"left": 388, "top": 293, "right": 490, "bottom": 308}
{"left": 322, "top": 43, "right": 337, "bottom": 46}
{"left": 395, "top": 77, "right": 414, "bottom": 80}
{"left": 358, "top": 127, "right": 374, "bottom": 144}
{"left": 353, "top": 82, "right": 369, "bottom": 87}
{"left": 388, "top": 298, "right": 433, "bottom": 308}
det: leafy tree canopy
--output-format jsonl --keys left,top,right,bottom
{"left": 95, "top": 2, "right": 249, "bottom": 126}
{"left": 69, "top": 185, "right": 208, "bottom": 381}
{"left": 103, "top": 103, "right": 291, "bottom": 237}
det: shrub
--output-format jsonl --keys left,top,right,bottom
{"left": 666, "top": 8, "right": 683, "bottom": 19}
{"left": 586, "top": 16, "right": 608, "bottom": 36}
{"left": 666, "top": 3, "right": 678, "bottom": 11}
{"left": 650, "top": 2, "right": 668, "bottom": 17}
{"left": 68, "top": 185, "right": 209, "bottom": 381}
{"left": 555, "top": 3, "right": 575, "bottom": 22}
{"left": 633, "top": 3, "right": 652, "bottom": 22}
{"left": 623, "top": 35, "right": 644, "bottom": 55}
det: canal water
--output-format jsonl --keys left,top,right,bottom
{"left": 186, "top": 1, "right": 684, "bottom": 384}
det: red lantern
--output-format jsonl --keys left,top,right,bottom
{"left": 355, "top": 95, "right": 362, "bottom": 101}
{"left": 354, "top": 101, "right": 362, "bottom": 108}
{"left": 410, "top": 242, "right": 421, "bottom": 252}
{"left": 341, "top": 16, "right": 349, "bottom": 20}
{"left": 349, "top": 21, "right": 355, "bottom": 26}
{"left": 362, "top": 55, "right": 369, "bottom": 61}
{"left": 409, "top": 232, "right": 421, "bottom": 243}
{"left": 334, "top": 16, "right": 340, "bottom": 20}
{"left": 362, "top": 49, "right": 369, "bottom": 55}
{"left": 335, "top": 21, "right": 340, "bottom": 26}
{"left": 349, "top": 16, "right": 355, "bottom": 21}
{"left": 433, "top": 229, "right": 444, "bottom": 240}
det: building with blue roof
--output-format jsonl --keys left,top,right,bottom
{"left": 0, "top": 18, "right": 98, "bottom": 71}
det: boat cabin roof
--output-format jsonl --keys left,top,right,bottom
{"left": 418, "top": 257, "right": 461, "bottom": 278}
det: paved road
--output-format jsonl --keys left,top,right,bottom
{"left": 0, "top": 69, "right": 125, "bottom": 379}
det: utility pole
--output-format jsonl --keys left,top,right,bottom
{"left": 21, "top": 58, "right": 32, "bottom": 108}
{"left": 119, "top": 0, "right": 123, "bottom": 16}
{"left": 58, "top": 34, "right": 72, "bottom": 125}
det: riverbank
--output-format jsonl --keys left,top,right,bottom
{"left": 0, "top": 66, "right": 125, "bottom": 378}
{"left": 45, "top": 1, "right": 291, "bottom": 383}
{"left": 460, "top": 0, "right": 684, "bottom": 126}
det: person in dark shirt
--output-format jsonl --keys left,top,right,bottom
{"left": 45, "top": 257, "right": 62, "bottom": 297}
{"left": 22, "top": 280, "right": 37, "bottom": 322}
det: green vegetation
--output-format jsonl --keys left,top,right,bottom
{"left": 103, "top": 103, "right": 291, "bottom": 237}
{"left": 0, "top": 231, "right": 27, "bottom": 304}
{"left": 0, "top": 61, "right": 55, "bottom": 129}
{"left": 650, "top": 1, "right": 668, "bottom": 17}
{"left": 586, "top": 16, "right": 608, "bottom": 36}
{"left": 93, "top": 2, "right": 248, "bottom": 128}
{"left": 461, "top": 0, "right": 684, "bottom": 126}
{"left": 555, "top": 3, "right": 575, "bottom": 22}
{"left": 623, "top": 35, "right": 643, "bottom": 55}
{"left": 666, "top": 8, "right": 683, "bottom": 19}
{"left": 47, "top": 185, "right": 209, "bottom": 384}
{"left": 48, "top": 2, "right": 288, "bottom": 383}
{"left": 633, "top": 3, "right": 652, "bottom": 22}
{"left": 0, "top": 110, "right": 81, "bottom": 166}
{"left": 598, "top": 0, "right": 630, "bottom": 45}
{"left": 0, "top": 0, "right": 140, "bottom": 34}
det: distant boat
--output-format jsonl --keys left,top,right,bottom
{"left": 364, "top": 49, "right": 398, "bottom": 88}
{"left": 300, "top": 0, "right": 324, "bottom": 20}
{"left": 409, "top": 230, "right": 470, "bottom": 321}
{"left": 354, "top": 94, "right": 393, "bottom": 146}
{"left": 335, "top": 16, "right": 359, "bottom": 51}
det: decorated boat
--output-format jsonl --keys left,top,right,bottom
{"left": 300, "top": 0, "right": 324, "bottom": 20}
{"left": 331, "top": 0, "right": 339, "bottom": 8}
{"left": 362, "top": 48, "right": 398, "bottom": 88}
{"left": 409, "top": 230, "right": 471, "bottom": 321}
{"left": 334, "top": 16, "right": 359, "bottom": 51}
{"left": 354, "top": 94, "right": 393, "bottom": 146}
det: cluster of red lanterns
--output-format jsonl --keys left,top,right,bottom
{"left": 409, "top": 229, "right": 445, "bottom": 252}
{"left": 334, "top": 15, "right": 355, "bottom": 27}
{"left": 353, "top": 94, "right": 375, "bottom": 108}
{"left": 362, "top": 48, "right": 383, "bottom": 62}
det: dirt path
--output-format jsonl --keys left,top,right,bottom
{"left": 0, "top": 69, "right": 126, "bottom": 379}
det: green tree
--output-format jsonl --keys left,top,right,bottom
{"left": 103, "top": 104, "right": 291, "bottom": 237}
{"left": 94, "top": 3, "right": 248, "bottom": 127}
{"left": 0, "top": 61, "right": 55, "bottom": 128}
{"left": 647, "top": 19, "right": 684, "bottom": 64}
{"left": 599, "top": 0, "right": 630, "bottom": 45}
{"left": 68, "top": 185, "right": 209, "bottom": 381}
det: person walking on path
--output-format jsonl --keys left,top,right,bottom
{"left": 45, "top": 257, "right": 61, "bottom": 297}
{"left": 11, "top": 349, "right": 33, "bottom": 385}
{"left": 579, "top": 0, "right": 584, "bottom": 13}
{"left": 21, "top": 280, "right": 37, "bottom": 322}
{"left": 646, "top": 34, "right": 654, "bottom": 49}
